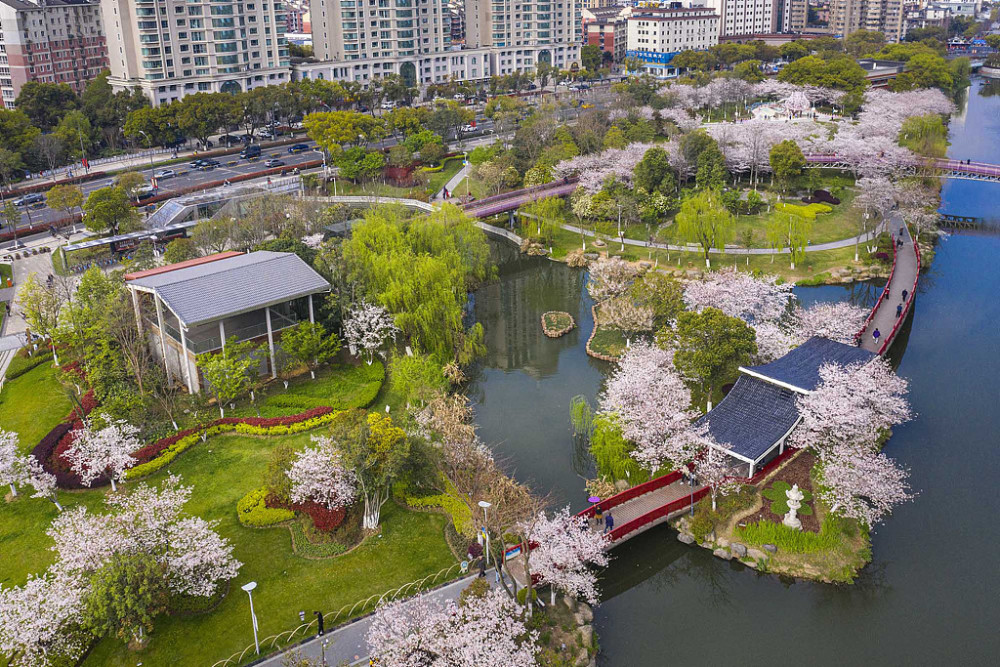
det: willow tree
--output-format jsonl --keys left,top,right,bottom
{"left": 675, "top": 189, "right": 733, "bottom": 269}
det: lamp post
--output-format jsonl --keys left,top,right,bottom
{"left": 136, "top": 130, "right": 155, "bottom": 177}
{"left": 464, "top": 151, "right": 469, "bottom": 200}
{"left": 478, "top": 500, "right": 492, "bottom": 565}
{"left": 689, "top": 472, "right": 697, "bottom": 517}
{"left": 241, "top": 581, "right": 260, "bottom": 655}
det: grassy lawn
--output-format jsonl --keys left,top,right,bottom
{"left": 333, "top": 157, "right": 465, "bottom": 201}
{"left": 0, "top": 262, "right": 11, "bottom": 285}
{"left": 0, "top": 361, "right": 73, "bottom": 453}
{"left": 1, "top": 428, "right": 456, "bottom": 667}
{"left": 589, "top": 325, "right": 627, "bottom": 359}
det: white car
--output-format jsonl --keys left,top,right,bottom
{"left": 460, "top": 124, "right": 476, "bottom": 133}
{"left": 153, "top": 169, "right": 176, "bottom": 179}
{"left": 381, "top": 101, "right": 396, "bottom": 110}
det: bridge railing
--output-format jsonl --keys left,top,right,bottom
{"left": 577, "top": 469, "right": 687, "bottom": 520}
{"left": 878, "top": 234, "right": 921, "bottom": 355}
{"left": 607, "top": 487, "right": 711, "bottom": 542}
{"left": 854, "top": 223, "right": 898, "bottom": 345}
{"left": 464, "top": 178, "right": 578, "bottom": 210}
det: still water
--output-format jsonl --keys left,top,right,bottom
{"left": 467, "top": 79, "right": 1000, "bottom": 664}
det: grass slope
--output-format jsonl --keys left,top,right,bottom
{"left": 0, "top": 361, "right": 73, "bottom": 453}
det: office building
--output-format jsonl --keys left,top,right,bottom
{"left": 0, "top": 0, "right": 108, "bottom": 109}
{"left": 626, "top": 5, "right": 719, "bottom": 77}
{"left": 102, "top": 0, "right": 291, "bottom": 106}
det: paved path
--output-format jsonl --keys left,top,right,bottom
{"left": 434, "top": 163, "right": 470, "bottom": 201}
{"left": 254, "top": 572, "right": 501, "bottom": 667}
{"left": 858, "top": 213, "right": 919, "bottom": 353}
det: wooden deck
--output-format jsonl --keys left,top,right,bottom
{"left": 858, "top": 214, "right": 920, "bottom": 355}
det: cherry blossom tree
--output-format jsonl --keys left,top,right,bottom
{"left": 752, "top": 321, "right": 798, "bottom": 363}
{"left": 690, "top": 435, "right": 742, "bottom": 511}
{"left": 587, "top": 256, "right": 640, "bottom": 302}
{"left": 367, "top": 587, "right": 539, "bottom": 666}
{"left": 683, "top": 268, "right": 793, "bottom": 325}
{"left": 343, "top": 300, "right": 399, "bottom": 364}
{"left": 164, "top": 516, "right": 242, "bottom": 597}
{"left": 817, "top": 445, "right": 913, "bottom": 528}
{"left": 287, "top": 436, "right": 357, "bottom": 510}
{"left": 48, "top": 506, "right": 127, "bottom": 574}
{"left": 0, "top": 429, "right": 28, "bottom": 496}
{"left": 25, "top": 457, "right": 61, "bottom": 511}
{"left": 64, "top": 419, "right": 141, "bottom": 491}
{"left": 0, "top": 572, "right": 88, "bottom": 667}
{"left": 600, "top": 296, "right": 654, "bottom": 341}
{"left": 792, "top": 301, "right": 868, "bottom": 344}
{"left": 852, "top": 176, "right": 898, "bottom": 260}
{"left": 791, "top": 359, "right": 912, "bottom": 456}
{"left": 599, "top": 342, "right": 699, "bottom": 470}
{"left": 524, "top": 506, "right": 609, "bottom": 605}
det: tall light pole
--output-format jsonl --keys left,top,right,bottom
{"left": 136, "top": 130, "right": 155, "bottom": 178}
{"left": 241, "top": 581, "right": 260, "bottom": 655}
{"left": 478, "top": 500, "right": 492, "bottom": 565}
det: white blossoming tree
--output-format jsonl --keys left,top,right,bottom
{"left": 287, "top": 436, "right": 358, "bottom": 510}
{"left": 0, "top": 429, "right": 28, "bottom": 496}
{"left": 64, "top": 419, "right": 141, "bottom": 491}
{"left": 524, "top": 506, "right": 609, "bottom": 605}
{"left": 791, "top": 359, "right": 912, "bottom": 457}
{"left": 164, "top": 516, "right": 242, "bottom": 597}
{"left": 683, "top": 268, "right": 794, "bottom": 325}
{"left": 817, "top": 446, "right": 913, "bottom": 528}
{"left": 599, "top": 342, "right": 699, "bottom": 471}
{"left": 0, "top": 572, "right": 88, "bottom": 667}
{"left": 793, "top": 301, "right": 869, "bottom": 345}
{"left": 25, "top": 457, "right": 61, "bottom": 511}
{"left": 586, "top": 256, "right": 640, "bottom": 302}
{"left": 691, "top": 435, "right": 742, "bottom": 511}
{"left": 367, "top": 587, "right": 539, "bottom": 666}
{"left": 343, "top": 300, "right": 399, "bottom": 364}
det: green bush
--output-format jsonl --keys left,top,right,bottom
{"left": 762, "top": 481, "right": 813, "bottom": 516}
{"left": 237, "top": 487, "right": 296, "bottom": 527}
{"left": 516, "top": 587, "right": 539, "bottom": 605}
{"left": 270, "top": 362, "right": 384, "bottom": 411}
{"left": 402, "top": 478, "right": 475, "bottom": 537}
{"left": 5, "top": 350, "right": 54, "bottom": 381}
{"left": 736, "top": 516, "right": 846, "bottom": 554}
{"left": 689, "top": 512, "right": 715, "bottom": 542}
{"left": 290, "top": 520, "right": 348, "bottom": 558}
{"left": 459, "top": 577, "right": 491, "bottom": 606}
{"left": 774, "top": 202, "right": 833, "bottom": 220}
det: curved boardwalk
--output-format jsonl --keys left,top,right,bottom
{"left": 856, "top": 214, "right": 920, "bottom": 354}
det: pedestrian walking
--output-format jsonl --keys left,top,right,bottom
{"left": 873, "top": 328, "right": 881, "bottom": 344}
{"left": 594, "top": 506, "right": 603, "bottom": 530}
{"left": 896, "top": 304, "right": 903, "bottom": 318}
{"left": 902, "top": 289, "right": 908, "bottom": 301}
{"left": 604, "top": 512, "right": 614, "bottom": 535}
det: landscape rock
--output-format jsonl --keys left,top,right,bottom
{"left": 730, "top": 542, "right": 748, "bottom": 558}
{"left": 747, "top": 548, "right": 767, "bottom": 561}
{"left": 677, "top": 533, "right": 695, "bottom": 545}
{"left": 763, "top": 543, "right": 778, "bottom": 553}
{"left": 577, "top": 603, "right": 594, "bottom": 624}
{"left": 713, "top": 548, "right": 732, "bottom": 560}
{"left": 579, "top": 624, "right": 593, "bottom": 647}
{"left": 576, "top": 648, "right": 590, "bottom": 666}
{"left": 716, "top": 537, "right": 730, "bottom": 548}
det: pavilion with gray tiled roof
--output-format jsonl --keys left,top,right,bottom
{"left": 125, "top": 251, "right": 330, "bottom": 393}
{"left": 697, "top": 337, "right": 877, "bottom": 477}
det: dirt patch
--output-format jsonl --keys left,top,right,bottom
{"left": 743, "top": 451, "right": 820, "bottom": 533}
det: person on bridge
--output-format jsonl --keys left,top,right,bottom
{"left": 902, "top": 289, "right": 909, "bottom": 301}
{"left": 594, "top": 506, "right": 603, "bottom": 530}
{"left": 604, "top": 512, "right": 614, "bottom": 535}
{"left": 873, "top": 328, "right": 881, "bottom": 344}
{"left": 897, "top": 304, "right": 903, "bottom": 318}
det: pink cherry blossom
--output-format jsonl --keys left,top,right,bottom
{"left": 792, "top": 302, "right": 868, "bottom": 344}
{"left": 63, "top": 418, "right": 141, "bottom": 492}
{"left": 0, "top": 429, "right": 29, "bottom": 496}
{"left": 521, "top": 506, "right": 609, "bottom": 604}
{"left": 165, "top": 516, "right": 242, "bottom": 597}
{"left": 817, "top": 446, "right": 914, "bottom": 528}
{"left": 343, "top": 300, "right": 398, "bottom": 364}
{"left": 683, "top": 267, "right": 794, "bottom": 325}
{"left": 287, "top": 435, "right": 358, "bottom": 510}
{"left": 587, "top": 256, "right": 640, "bottom": 302}
{"left": 0, "top": 572, "right": 87, "bottom": 667}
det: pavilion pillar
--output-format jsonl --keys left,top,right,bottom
{"left": 779, "top": 438, "right": 785, "bottom": 455}
{"left": 154, "top": 295, "right": 170, "bottom": 382}
{"left": 219, "top": 320, "right": 226, "bottom": 352}
{"left": 308, "top": 294, "right": 315, "bottom": 324}
{"left": 131, "top": 289, "right": 144, "bottom": 336}
{"left": 748, "top": 462, "right": 755, "bottom": 479}
{"left": 179, "top": 326, "right": 195, "bottom": 392}
{"left": 265, "top": 307, "right": 278, "bottom": 379}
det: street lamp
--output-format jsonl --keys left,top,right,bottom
{"left": 241, "top": 581, "right": 260, "bottom": 655}
{"left": 136, "top": 130, "right": 155, "bottom": 179}
{"left": 689, "top": 472, "right": 697, "bottom": 517}
{"left": 478, "top": 500, "right": 492, "bottom": 565}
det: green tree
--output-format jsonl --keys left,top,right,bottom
{"left": 0, "top": 109, "right": 41, "bottom": 158}
{"left": 13, "top": 81, "right": 79, "bottom": 132}
{"left": 658, "top": 308, "right": 757, "bottom": 410}
{"left": 46, "top": 184, "right": 84, "bottom": 220}
{"left": 779, "top": 41, "right": 810, "bottom": 61}
{"left": 33, "top": 134, "right": 65, "bottom": 178}
{"left": 83, "top": 552, "right": 169, "bottom": 645}
{"left": 778, "top": 55, "right": 868, "bottom": 93}
{"left": 766, "top": 211, "right": 812, "bottom": 269}
{"left": 675, "top": 189, "right": 733, "bottom": 268}
{"left": 305, "top": 110, "right": 372, "bottom": 156}
{"left": 83, "top": 186, "right": 140, "bottom": 234}
{"left": 589, "top": 414, "right": 646, "bottom": 483}
{"left": 695, "top": 145, "right": 727, "bottom": 190}
{"left": 0, "top": 147, "right": 22, "bottom": 195}
{"left": 845, "top": 29, "right": 887, "bottom": 57}
{"left": 630, "top": 272, "right": 684, "bottom": 329}
{"left": 581, "top": 44, "right": 603, "bottom": 73}
{"left": 769, "top": 139, "right": 806, "bottom": 192}
{"left": 891, "top": 52, "right": 953, "bottom": 92}
{"left": 191, "top": 217, "right": 235, "bottom": 254}
{"left": 175, "top": 92, "right": 239, "bottom": 147}
{"left": 359, "top": 151, "right": 386, "bottom": 181}
{"left": 196, "top": 337, "right": 261, "bottom": 417}
{"left": 633, "top": 147, "right": 674, "bottom": 193}
{"left": 280, "top": 322, "right": 341, "bottom": 378}
{"left": 16, "top": 273, "right": 65, "bottom": 362}
{"left": 520, "top": 196, "right": 565, "bottom": 243}
{"left": 671, "top": 50, "right": 712, "bottom": 72}
{"left": 163, "top": 237, "right": 198, "bottom": 264}
{"left": 115, "top": 171, "right": 147, "bottom": 202}
{"left": 734, "top": 59, "right": 765, "bottom": 82}
{"left": 1, "top": 202, "right": 19, "bottom": 234}
{"left": 985, "top": 34, "right": 1000, "bottom": 50}
{"left": 53, "top": 110, "right": 94, "bottom": 160}
{"left": 388, "top": 353, "right": 447, "bottom": 407}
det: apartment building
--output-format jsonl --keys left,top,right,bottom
{"left": 310, "top": 0, "right": 451, "bottom": 63}
{"left": 829, "top": 0, "right": 905, "bottom": 42}
{"left": 102, "top": 0, "right": 291, "bottom": 106}
{"left": 626, "top": 6, "right": 719, "bottom": 77}
{"left": 583, "top": 6, "right": 630, "bottom": 64}
{"left": 777, "top": 0, "right": 807, "bottom": 31}
{"left": 0, "top": 0, "right": 107, "bottom": 109}
{"left": 464, "top": 0, "right": 582, "bottom": 73}
{"left": 294, "top": 45, "right": 492, "bottom": 84}
{"left": 695, "top": 0, "right": 776, "bottom": 36}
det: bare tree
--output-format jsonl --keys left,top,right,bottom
{"left": 33, "top": 135, "right": 65, "bottom": 182}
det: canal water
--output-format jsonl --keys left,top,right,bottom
{"left": 467, "top": 78, "right": 1000, "bottom": 664}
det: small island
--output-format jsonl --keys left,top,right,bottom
{"left": 542, "top": 311, "right": 576, "bottom": 337}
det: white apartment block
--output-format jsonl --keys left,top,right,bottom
{"left": 694, "top": 0, "right": 776, "bottom": 37}
{"left": 464, "top": 0, "right": 583, "bottom": 73}
{"left": 829, "top": 0, "right": 905, "bottom": 43}
{"left": 294, "top": 45, "right": 492, "bottom": 84}
{"left": 102, "top": 0, "right": 291, "bottom": 106}
{"left": 0, "top": 0, "right": 108, "bottom": 109}
{"left": 309, "top": 0, "right": 451, "bottom": 63}
{"left": 626, "top": 6, "right": 719, "bottom": 77}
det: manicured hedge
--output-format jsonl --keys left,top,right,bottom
{"left": 775, "top": 201, "right": 833, "bottom": 220}
{"left": 126, "top": 407, "right": 337, "bottom": 480}
{"left": 4, "top": 350, "right": 54, "bottom": 381}
{"left": 237, "top": 487, "right": 296, "bottom": 527}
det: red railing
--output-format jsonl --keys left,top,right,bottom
{"left": 607, "top": 487, "right": 711, "bottom": 542}
{"left": 463, "top": 178, "right": 578, "bottom": 210}
{"left": 854, "top": 223, "right": 898, "bottom": 344}
{"left": 577, "top": 469, "right": 686, "bottom": 520}
{"left": 878, "top": 234, "right": 921, "bottom": 355}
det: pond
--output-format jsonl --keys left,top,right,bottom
{"left": 466, "top": 79, "right": 1000, "bottom": 664}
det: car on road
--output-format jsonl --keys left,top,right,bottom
{"left": 460, "top": 124, "right": 476, "bottom": 133}
{"left": 190, "top": 159, "right": 208, "bottom": 168}
{"left": 264, "top": 159, "right": 285, "bottom": 168}
{"left": 381, "top": 101, "right": 396, "bottom": 110}
{"left": 288, "top": 143, "right": 309, "bottom": 154}
{"left": 153, "top": 169, "right": 176, "bottom": 179}
{"left": 14, "top": 193, "right": 44, "bottom": 206}
{"left": 241, "top": 145, "right": 262, "bottom": 159}
{"left": 135, "top": 185, "right": 157, "bottom": 200}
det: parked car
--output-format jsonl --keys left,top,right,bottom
{"left": 265, "top": 159, "right": 285, "bottom": 168}
{"left": 153, "top": 169, "right": 176, "bottom": 179}
{"left": 14, "top": 193, "right": 44, "bottom": 206}
{"left": 381, "top": 101, "right": 396, "bottom": 110}
{"left": 288, "top": 143, "right": 309, "bottom": 154}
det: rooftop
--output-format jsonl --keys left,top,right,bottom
{"left": 126, "top": 251, "right": 330, "bottom": 327}
{"left": 697, "top": 376, "right": 801, "bottom": 463}
{"left": 741, "top": 336, "right": 877, "bottom": 394}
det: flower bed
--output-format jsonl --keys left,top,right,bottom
{"left": 541, "top": 311, "right": 575, "bottom": 338}
{"left": 237, "top": 487, "right": 296, "bottom": 527}
{"left": 30, "top": 391, "right": 99, "bottom": 489}
{"left": 126, "top": 407, "right": 337, "bottom": 480}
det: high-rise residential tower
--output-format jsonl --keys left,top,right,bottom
{"left": 310, "top": 0, "right": 451, "bottom": 62}
{"left": 102, "top": 0, "right": 291, "bottom": 106}
{"left": 830, "top": 0, "right": 905, "bottom": 42}
{"left": 464, "top": 0, "right": 582, "bottom": 74}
